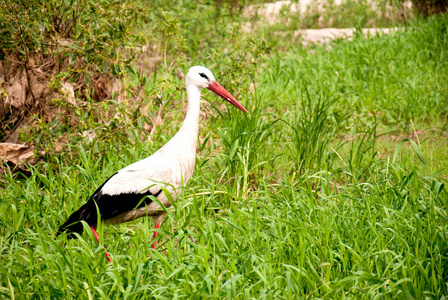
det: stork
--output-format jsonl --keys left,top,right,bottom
{"left": 57, "top": 66, "right": 248, "bottom": 262}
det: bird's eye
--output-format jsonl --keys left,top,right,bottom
{"left": 199, "top": 73, "right": 209, "bottom": 80}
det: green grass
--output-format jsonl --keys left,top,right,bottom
{"left": 258, "top": 17, "right": 448, "bottom": 127}
{"left": 1, "top": 11, "right": 448, "bottom": 300}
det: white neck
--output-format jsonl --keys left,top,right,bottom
{"left": 159, "top": 83, "right": 201, "bottom": 183}
{"left": 180, "top": 84, "right": 201, "bottom": 135}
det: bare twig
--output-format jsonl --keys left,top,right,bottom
{"left": 18, "top": 29, "right": 38, "bottom": 107}
{"left": 5, "top": 58, "right": 24, "bottom": 65}
{"left": 134, "top": 84, "right": 145, "bottom": 105}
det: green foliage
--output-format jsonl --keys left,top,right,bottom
{"left": 287, "top": 88, "right": 348, "bottom": 174}
{"left": 1, "top": 129, "right": 447, "bottom": 298}
{"left": 0, "top": 0, "right": 147, "bottom": 76}
{"left": 258, "top": 13, "right": 448, "bottom": 127}
{"left": 1, "top": 3, "right": 448, "bottom": 299}
{"left": 216, "top": 93, "right": 279, "bottom": 195}
{"left": 251, "top": 0, "right": 413, "bottom": 39}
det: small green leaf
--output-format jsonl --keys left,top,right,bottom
{"left": 409, "top": 140, "right": 426, "bottom": 165}
{"left": 102, "top": 61, "right": 110, "bottom": 73}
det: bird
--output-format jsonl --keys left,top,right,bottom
{"left": 57, "top": 66, "right": 248, "bottom": 262}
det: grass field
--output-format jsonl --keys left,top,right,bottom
{"left": 1, "top": 5, "right": 447, "bottom": 300}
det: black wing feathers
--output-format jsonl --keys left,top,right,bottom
{"left": 57, "top": 172, "right": 162, "bottom": 238}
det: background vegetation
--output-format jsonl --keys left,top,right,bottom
{"left": 1, "top": 0, "right": 447, "bottom": 298}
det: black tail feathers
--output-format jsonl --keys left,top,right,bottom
{"left": 57, "top": 218, "right": 85, "bottom": 239}
{"left": 57, "top": 202, "right": 96, "bottom": 239}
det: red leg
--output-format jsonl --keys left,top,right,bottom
{"left": 149, "top": 214, "right": 166, "bottom": 258}
{"left": 90, "top": 225, "right": 112, "bottom": 263}
{"left": 151, "top": 224, "right": 160, "bottom": 249}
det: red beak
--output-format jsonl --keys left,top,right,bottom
{"left": 207, "top": 81, "right": 248, "bottom": 113}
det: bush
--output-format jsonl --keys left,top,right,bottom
{"left": 0, "top": 0, "right": 148, "bottom": 140}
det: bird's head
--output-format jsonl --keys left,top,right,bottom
{"left": 186, "top": 66, "right": 248, "bottom": 113}
{"left": 186, "top": 66, "right": 216, "bottom": 89}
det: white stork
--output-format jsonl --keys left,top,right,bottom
{"left": 57, "top": 66, "right": 248, "bottom": 262}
